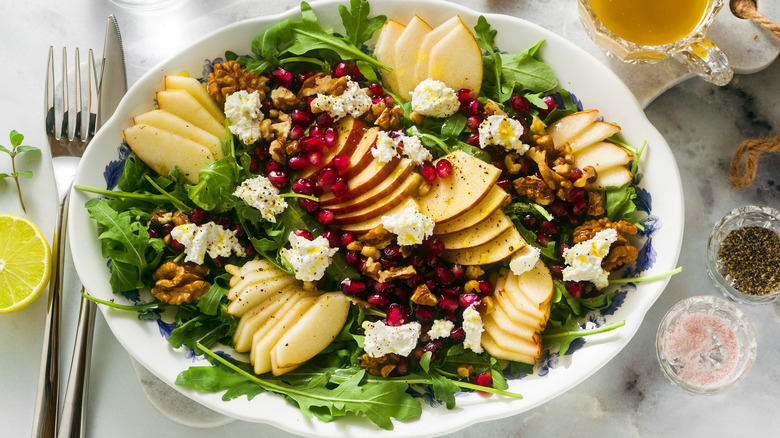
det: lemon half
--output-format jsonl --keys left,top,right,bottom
{"left": 0, "top": 214, "right": 52, "bottom": 313}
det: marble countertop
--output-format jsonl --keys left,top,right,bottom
{"left": 1, "top": 1, "right": 779, "bottom": 437}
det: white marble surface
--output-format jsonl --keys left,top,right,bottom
{"left": 1, "top": 0, "right": 780, "bottom": 437}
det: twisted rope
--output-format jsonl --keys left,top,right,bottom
{"left": 729, "top": 134, "right": 780, "bottom": 188}
{"left": 730, "top": 0, "right": 780, "bottom": 39}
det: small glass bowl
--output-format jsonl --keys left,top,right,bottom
{"left": 656, "top": 295, "right": 756, "bottom": 395}
{"left": 706, "top": 205, "right": 780, "bottom": 304}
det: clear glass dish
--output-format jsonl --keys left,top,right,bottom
{"left": 656, "top": 295, "right": 756, "bottom": 395}
{"left": 706, "top": 205, "right": 780, "bottom": 304}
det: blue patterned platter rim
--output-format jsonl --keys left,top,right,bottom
{"left": 67, "top": 1, "right": 684, "bottom": 437}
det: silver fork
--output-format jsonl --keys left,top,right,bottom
{"left": 31, "top": 46, "right": 98, "bottom": 438}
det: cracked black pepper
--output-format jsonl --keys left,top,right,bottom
{"left": 717, "top": 226, "right": 780, "bottom": 296}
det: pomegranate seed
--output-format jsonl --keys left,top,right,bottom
{"left": 292, "top": 178, "right": 315, "bottom": 195}
{"left": 287, "top": 154, "right": 310, "bottom": 171}
{"left": 371, "top": 96, "right": 384, "bottom": 105}
{"left": 467, "top": 100, "right": 483, "bottom": 117}
{"left": 565, "top": 214, "right": 579, "bottom": 226}
{"left": 345, "top": 250, "right": 360, "bottom": 265}
{"left": 348, "top": 62, "right": 364, "bottom": 80}
{"left": 540, "top": 220, "right": 558, "bottom": 235}
{"left": 260, "top": 100, "right": 273, "bottom": 113}
{"left": 306, "top": 96, "right": 317, "bottom": 111}
{"left": 413, "top": 340, "right": 442, "bottom": 362}
{"left": 211, "top": 256, "right": 226, "bottom": 269}
{"left": 549, "top": 263, "right": 566, "bottom": 276}
{"left": 320, "top": 230, "right": 339, "bottom": 247}
{"left": 300, "top": 135, "right": 324, "bottom": 152}
{"left": 536, "top": 233, "right": 552, "bottom": 246}
{"left": 451, "top": 264, "right": 466, "bottom": 281}
{"left": 358, "top": 256, "right": 368, "bottom": 271}
{"left": 330, "top": 177, "right": 349, "bottom": 196}
{"left": 170, "top": 238, "right": 185, "bottom": 252}
{"left": 436, "top": 159, "right": 452, "bottom": 178}
{"left": 147, "top": 227, "right": 160, "bottom": 238}
{"left": 450, "top": 326, "right": 466, "bottom": 340}
{"left": 457, "top": 88, "right": 474, "bottom": 103}
{"left": 514, "top": 116, "right": 529, "bottom": 137}
{"left": 317, "top": 166, "right": 338, "bottom": 188}
{"left": 374, "top": 282, "right": 394, "bottom": 294}
{"left": 566, "top": 281, "right": 582, "bottom": 298}
{"left": 289, "top": 124, "right": 305, "bottom": 141}
{"left": 497, "top": 178, "right": 511, "bottom": 190}
{"left": 425, "top": 251, "right": 439, "bottom": 269}
{"left": 441, "top": 285, "right": 463, "bottom": 297}
{"left": 264, "top": 160, "right": 283, "bottom": 174}
{"left": 244, "top": 243, "right": 256, "bottom": 257}
{"left": 309, "top": 124, "right": 324, "bottom": 138}
{"left": 293, "top": 228, "right": 313, "bottom": 240}
{"left": 324, "top": 127, "right": 338, "bottom": 148}
{"left": 290, "top": 109, "right": 313, "bottom": 126}
{"left": 316, "top": 112, "right": 335, "bottom": 127}
{"left": 316, "top": 209, "right": 335, "bottom": 225}
{"left": 340, "top": 232, "right": 355, "bottom": 247}
{"left": 556, "top": 243, "right": 570, "bottom": 258}
{"left": 271, "top": 67, "right": 293, "bottom": 87}
{"left": 473, "top": 370, "right": 493, "bottom": 389}
{"left": 333, "top": 61, "right": 348, "bottom": 78}
{"left": 384, "top": 304, "right": 409, "bottom": 326}
{"left": 414, "top": 306, "right": 435, "bottom": 322}
{"left": 249, "top": 155, "right": 260, "bottom": 174}
{"left": 189, "top": 208, "right": 209, "bottom": 224}
{"left": 383, "top": 94, "right": 395, "bottom": 107}
{"left": 308, "top": 150, "right": 324, "bottom": 167}
{"left": 295, "top": 70, "right": 314, "bottom": 87}
{"left": 381, "top": 259, "right": 398, "bottom": 270}
{"left": 538, "top": 95, "right": 556, "bottom": 117}
{"left": 368, "top": 82, "right": 384, "bottom": 96}
{"left": 232, "top": 224, "right": 245, "bottom": 237}
{"left": 419, "top": 162, "right": 438, "bottom": 183}
{"left": 425, "top": 237, "right": 445, "bottom": 255}
{"left": 425, "top": 278, "right": 439, "bottom": 291}
{"left": 509, "top": 94, "right": 531, "bottom": 114}
{"left": 466, "top": 116, "right": 482, "bottom": 131}
{"left": 572, "top": 198, "right": 588, "bottom": 217}
{"left": 268, "top": 170, "right": 289, "bottom": 188}
{"left": 467, "top": 132, "right": 480, "bottom": 146}
{"left": 341, "top": 278, "right": 367, "bottom": 296}
{"left": 405, "top": 274, "right": 424, "bottom": 288}
{"left": 213, "top": 217, "right": 231, "bottom": 228}
{"left": 332, "top": 155, "right": 350, "bottom": 173}
{"left": 438, "top": 295, "right": 459, "bottom": 310}
{"left": 459, "top": 293, "right": 482, "bottom": 309}
{"left": 569, "top": 167, "right": 583, "bottom": 182}
{"left": 161, "top": 222, "right": 175, "bottom": 235}
{"left": 435, "top": 265, "right": 454, "bottom": 285}
{"left": 367, "top": 293, "right": 390, "bottom": 309}
{"left": 298, "top": 197, "right": 320, "bottom": 213}
{"left": 521, "top": 214, "right": 538, "bottom": 230}
{"left": 566, "top": 187, "right": 586, "bottom": 203}
{"left": 383, "top": 245, "right": 401, "bottom": 260}
{"left": 393, "top": 357, "right": 411, "bottom": 376}
{"left": 549, "top": 201, "right": 568, "bottom": 218}
{"left": 477, "top": 279, "right": 494, "bottom": 296}
{"left": 409, "top": 255, "right": 425, "bottom": 269}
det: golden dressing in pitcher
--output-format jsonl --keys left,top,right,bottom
{"left": 589, "top": 0, "right": 710, "bottom": 46}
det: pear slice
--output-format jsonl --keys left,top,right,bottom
{"left": 227, "top": 275, "right": 301, "bottom": 317}
{"left": 233, "top": 290, "right": 298, "bottom": 352}
{"left": 502, "top": 270, "right": 547, "bottom": 321}
{"left": 589, "top": 166, "right": 633, "bottom": 189}
{"left": 271, "top": 292, "right": 350, "bottom": 376}
{"left": 414, "top": 16, "right": 461, "bottom": 85}
{"left": 426, "top": 18, "right": 483, "bottom": 96}
{"left": 513, "top": 260, "right": 554, "bottom": 309}
{"left": 439, "top": 209, "right": 512, "bottom": 250}
{"left": 326, "top": 159, "right": 415, "bottom": 214}
{"left": 164, "top": 75, "right": 225, "bottom": 124}
{"left": 481, "top": 331, "right": 538, "bottom": 364}
{"left": 374, "top": 19, "right": 405, "bottom": 97}
{"left": 492, "top": 289, "right": 547, "bottom": 331}
{"left": 227, "top": 269, "right": 289, "bottom": 301}
{"left": 441, "top": 225, "right": 525, "bottom": 265}
{"left": 133, "top": 110, "right": 223, "bottom": 159}
{"left": 123, "top": 124, "right": 214, "bottom": 184}
{"left": 483, "top": 304, "right": 537, "bottom": 340}
{"left": 319, "top": 157, "right": 408, "bottom": 206}
{"left": 547, "top": 109, "right": 600, "bottom": 147}
{"left": 156, "top": 90, "right": 224, "bottom": 138}
{"left": 227, "top": 259, "right": 277, "bottom": 287}
{"left": 332, "top": 173, "right": 422, "bottom": 224}
{"left": 299, "top": 117, "right": 367, "bottom": 179}
{"left": 433, "top": 185, "right": 509, "bottom": 235}
{"left": 573, "top": 141, "right": 632, "bottom": 172}
{"left": 252, "top": 295, "right": 319, "bottom": 374}
{"left": 568, "top": 121, "right": 621, "bottom": 153}
{"left": 334, "top": 198, "right": 418, "bottom": 233}
{"left": 394, "top": 15, "right": 433, "bottom": 99}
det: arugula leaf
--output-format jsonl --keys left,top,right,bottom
{"left": 429, "top": 372, "right": 459, "bottom": 409}
{"left": 603, "top": 184, "right": 637, "bottom": 223}
{"left": 542, "top": 320, "right": 626, "bottom": 355}
{"left": 474, "top": 16, "right": 510, "bottom": 103}
{"left": 440, "top": 112, "right": 467, "bottom": 138}
{"left": 338, "top": 0, "right": 386, "bottom": 47}
{"left": 187, "top": 156, "right": 240, "bottom": 212}
{"left": 498, "top": 43, "right": 557, "bottom": 94}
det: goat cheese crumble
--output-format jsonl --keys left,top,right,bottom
{"left": 400, "top": 135, "right": 432, "bottom": 165}
{"left": 509, "top": 245, "right": 541, "bottom": 276}
{"left": 232, "top": 176, "right": 288, "bottom": 222}
{"left": 427, "top": 319, "right": 454, "bottom": 340}
{"left": 371, "top": 131, "right": 401, "bottom": 163}
{"left": 478, "top": 115, "right": 529, "bottom": 154}
{"left": 362, "top": 320, "right": 422, "bottom": 358}
{"left": 224, "top": 90, "right": 263, "bottom": 145}
{"left": 311, "top": 79, "right": 371, "bottom": 121}
{"left": 280, "top": 232, "right": 338, "bottom": 282}
{"left": 371, "top": 131, "right": 433, "bottom": 166}
{"left": 410, "top": 78, "right": 460, "bottom": 118}
{"left": 171, "top": 222, "right": 246, "bottom": 265}
{"left": 381, "top": 204, "right": 435, "bottom": 246}
{"left": 462, "top": 304, "right": 484, "bottom": 353}
{"left": 562, "top": 228, "right": 618, "bottom": 289}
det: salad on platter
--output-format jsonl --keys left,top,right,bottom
{"left": 76, "top": 0, "right": 679, "bottom": 430}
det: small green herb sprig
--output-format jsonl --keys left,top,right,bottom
{"left": 0, "top": 130, "right": 40, "bottom": 213}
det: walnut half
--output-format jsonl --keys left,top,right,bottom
{"left": 152, "top": 261, "right": 211, "bottom": 305}
{"left": 207, "top": 60, "right": 269, "bottom": 106}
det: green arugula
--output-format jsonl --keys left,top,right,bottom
{"left": 0, "top": 130, "right": 40, "bottom": 213}
{"left": 338, "top": 0, "right": 386, "bottom": 47}
{"left": 542, "top": 320, "right": 626, "bottom": 355}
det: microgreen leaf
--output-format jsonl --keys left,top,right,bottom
{"left": 338, "top": 0, "right": 386, "bottom": 48}
{"left": 0, "top": 129, "right": 39, "bottom": 213}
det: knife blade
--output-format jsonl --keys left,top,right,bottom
{"left": 55, "top": 15, "right": 127, "bottom": 438}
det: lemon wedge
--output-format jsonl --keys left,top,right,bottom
{"left": 0, "top": 214, "right": 51, "bottom": 313}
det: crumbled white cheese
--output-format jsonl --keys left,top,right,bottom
{"left": 232, "top": 175, "right": 288, "bottom": 222}
{"left": 427, "top": 319, "right": 454, "bottom": 340}
{"left": 362, "top": 320, "right": 422, "bottom": 358}
{"left": 562, "top": 228, "right": 618, "bottom": 289}
{"left": 509, "top": 245, "right": 541, "bottom": 276}
{"left": 478, "top": 115, "right": 529, "bottom": 154}
{"left": 371, "top": 131, "right": 401, "bottom": 163}
{"left": 280, "top": 232, "right": 338, "bottom": 282}
{"left": 224, "top": 90, "right": 263, "bottom": 145}
{"left": 410, "top": 78, "right": 460, "bottom": 118}
{"left": 171, "top": 222, "right": 246, "bottom": 265}
{"left": 381, "top": 204, "right": 435, "bottom": 246}
{"left": 462, "top": 304, "right": 484, "bottom": 353}
{"left": 400, "top": 135, "right": 432, "bottom": 165}
{"left": 310, "top": 79, "right": 371, "bottom": 121}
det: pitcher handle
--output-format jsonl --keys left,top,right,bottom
{"left": 671, "top": 37, "right": 733, "bottom": 86}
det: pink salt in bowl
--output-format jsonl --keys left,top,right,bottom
{"left": 656, "top": 295, "right": 756, "bottom": 395}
